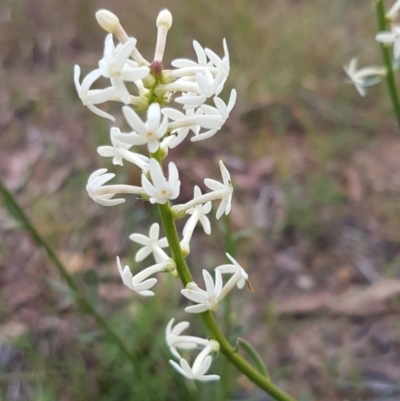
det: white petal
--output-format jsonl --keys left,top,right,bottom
{"left": 376, "top": 31, "right": 396, "bottom": 43}
{"left": 129, "top": 233, "right": 150, "bottom": 245}
{"left": 112, "top": 78, "right": 131, "bottom": 104}
{"left": 181, "top": 289, "right": 209, "bottom": 304}
{"left": 149, "top": 159, "right": 166, "bottom": 189}
{"left": 86, "top": 103, "right": 116, "bottom": 122}
{"left": 204, "top": 178, "right": 224, "bottom": 192}
{"left": 133, "top": 278, "right": 157, "bottom": 292}
{"left": 122, "top": 106, "right": 146, "bottom": 136}
{"left": 196, "top": 355, "right": 212, "bottom": 377}
{"left": 121, "top": 66, "right": 150, "bottom": 81}
{"left": 135, "top": 246, "right": 152, "bottom": 262}
{"left": 81, "top": 68, "right": 102, "bottom": 93}
{"left": 185, "top": 303, "right": 210, "bottom": 313}
{"left": 115, "top": 38, "right": 137, "bottom": 70}
{"left": 169, "top": 360, "right": 190, "bottom": 378}
{"left": 147, "top": 103, "right": 161, "bottom": 133}
{"left": 202, "top": 270, "right": 215, "bottom": 296}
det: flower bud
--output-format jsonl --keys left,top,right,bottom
{"left": 96, "top": 10, "right": 120, "bottom": 33}
{"left": 156, "top": 9, "right": 173, "bottom": 30}
{"left": 209, "top": 339, "right": 220, "bottom": 353}
{"left": 171, "top": 205, "right": 187, "bottom": 220}
{"left": 181, "top": 243, "right": 190, "bottom": 257}
{"left": 142, "top": 74, "right": 157, "bottom": 89}
{"left": 163, "top": 258, "right": 177, "bottom": 272}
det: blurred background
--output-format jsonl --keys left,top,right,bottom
{"left": 1, "top": 0, "right": 400, "bottom": 400}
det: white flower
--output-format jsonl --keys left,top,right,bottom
{"left": 161, "top": 107, "right": 202, "bottom": 148}
{"left": 129, "top": 223, "right": 169, "bottom": 263}
{"left": 97, "top": 127, "right": 150, "bottom": 169}
{"left": 171, "top": 40, "right": 230, "bottom": 109}
{"left": 99, "top": 34, "right": 150, "bottom": 104}
{"left": 216, "top": 253, "right": 249, "bottom": 291}
{"left": 116, "top": 103, "right": 168, "bottom": 153}
{"left": 171, "top": 160, "right": 233, "bottom": 219}
{"left": 192, "top": 89, "right": 237, "bottom": 142}
{"left": 117, "top": 256, "right": 167, "bottom": 296}
{"left": 165, "top": 318, "right": 208, "bottom": 359}
{"left": 86, "top": 169, "right": 143, "bottom": 206}
{"left": 169, "top": 339, "right": 220, "bottom": 382}
{"left": 181, "top": 269, "right": 223, "bottom": 313}
{"left": 196, "top": 57, "right": 229, "bottom": 98}
{"left": 141, "top": 159, "right": 180, "bottom": 204}
{"left": 74, "top": 65, "right": 116, "bottom": 121}
{"left": 344, "top": 58, "right": 385, "bottom": 97}
{"left": 376, "top": 25, "right": 400, "bottom": 59}
{"left": 204, "top": 161, "right": 233, "bottom": 219}
{"left": 180, "top": 186, "right": 212, "bottom": 252}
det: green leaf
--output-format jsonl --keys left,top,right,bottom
{"left": 236, "top": 337, "right": 270, "bottom": 379}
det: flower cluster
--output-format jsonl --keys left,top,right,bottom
{"left": 345, "top": 0, "right": 400, "bottom": 96}
{"left": 77, "top": 8, "right": 248, "bottom": 382}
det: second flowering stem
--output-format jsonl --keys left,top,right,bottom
{"left": 152, "top": 150, "right": 296, "bottom": 401}
{"left": 375, "top": 0, "right": 400, "bottom": 131}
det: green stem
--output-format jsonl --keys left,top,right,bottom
{"left": 375, "top": 0, "right": 400, "bottom": 130}
{"left": 0, "top": 180, "right": 143, "bottom": 376}
{"left": 152, "top": 152, "right": 296, "bottom": 401}
{"left": 220, "top": 216, "right": 234, "bottom": 401}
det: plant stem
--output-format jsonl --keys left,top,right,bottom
{"left": 375, "top": 0, "right": 400, "bottom": 130}
{"left": 152, "top": 152, "right": 297, "bottom": 401}
{"left": 0, "top": 180, "right": 143, "bottom": 376}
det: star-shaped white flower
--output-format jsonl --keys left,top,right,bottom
{"left": 129, "top": 223, "right": 169, "bottom": 263}
{"left": 116, "top": 103, "right": 167, "bottom": 153}
{"left": 344, "top": 58, "right": 385, "bottom": 97}
{"left": 195, "top": 57, "right": 229, "bottom": 98}
{"left": 99, "top": 34, "right": 150, "bottom": 104}
{"left": 181, "top": 269, "right": 223, "bottom": 313}
{"left": 376, "top": 25, "right": 400, "bottom": 59}
{"left": 87, "top": 169, "right": 124, "bottom": 206}
{"left": 170, "top": 161, "right": 233, "bottom": 219}
{"left": 74, "top": 65, "right": 116, "bottom": 121}
{"left": 165, "top": 318, "right": 208, "bottom": 359}
{"left": 117, "top": 256, "right": 167, "bottom": 297}
{"left": 204, "top": 161, "right": 233, "bottom": 219}
{"left": 192, "top": 89, "right": 237, "bottom": 142}
{"left": 86, "top": 169, "right": 143, "bottom": 206}
{"left": 216, "top": 253, "right": 249, "bottom": 291}
{"left": 169, "top": 339, "right": 220, "bottom": 382}
{"left": 98, "top": 127, "right": 150, "bottom": 169}
{"left": 141, "top": 159, "right": 180, "bottom": 204}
